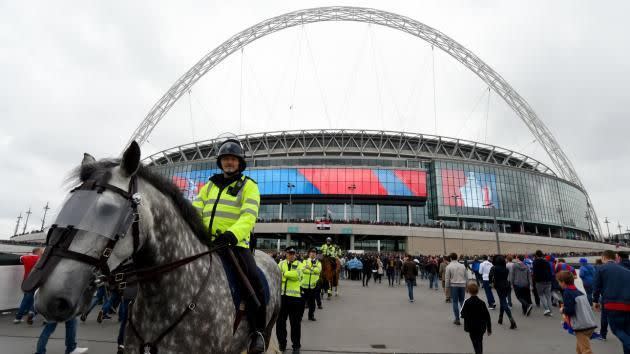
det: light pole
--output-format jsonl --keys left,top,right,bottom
{"left": 286, "top": 183, "right": 295, "bottom": 222}
{"left": 22, "top": 207, "right": 32, "bottom": 235}
{"left": 438, "top": 219, "right": 446, "bottom": 255}
{"left": 14, "top": 212, "right": 22, "bottom": 237}
{"left": 617, "top": 222, "right": 623, "bottom": 242}
{"left": 348, "top": 184, "right": 356, "bottom": 221}
{"left": 41, "top": 202, "right": 50, "bottom": 231}
{"left": 604, "top": 217, "right": 611, "bottom": 241}
{"left": 484, "top": 202, "right": 501, "bottom": 255}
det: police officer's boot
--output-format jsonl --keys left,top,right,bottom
{"left": 248, "top": 330, "right": 265, "bottom": 353}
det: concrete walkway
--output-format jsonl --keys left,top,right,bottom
{"left": 0, "top": 278, "right": 622, "bottom": 353}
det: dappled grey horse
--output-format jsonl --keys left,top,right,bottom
{"left": 30, "top": 142, "right": 281, "bottom": 353}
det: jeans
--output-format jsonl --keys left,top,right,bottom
{"left": 498, "top": 292, "right": 513, "bottom": 319}
{"left": 86, "top": 286, "right": 108, "bottom": 316}
{"left": 429, "top": 273, "right": 438, "bottom": 289}
{"left": 506, "top": 285, "right": 513, "bottom": 307}
{"left": 406, "top": 279, "right": 414, "bottom": 301}
{"left": 607, "top": 311, "right": 630, "bottom": 354}
{"left": 102, "top": 290, "right": 121, "bottom": 316}
{"left": 583, "top": 284, "right": 593, "bottom": 306}
{"left": 15, "top": 291, "right": 35, "bottom": 320}
{"left": 362, "top": 272, "right": 371, "bottom": 287}
{"left": 117, "top": 299, "right": 131, "bottom": 345}
{"left": 451, "top": 286, "right": 465, "bottom": 320}
{"left": 513, "top": 286, "right": 532, "bottom": 314}
{"left": 36, "top": 318, "right": 77, "bottom": 354}
{"left": 535, "top": 282, "right": 552, "bottom": 312}
{"left": 601, "top": 308, "right": 609, "bottom": 338}
{"left": 482, "top": 280, "right": 495, "bottom": 306}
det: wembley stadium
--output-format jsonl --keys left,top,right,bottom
{"left": 144, "top": 129, "right": 599, "bottom": 255}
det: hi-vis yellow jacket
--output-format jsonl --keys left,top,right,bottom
{"left": 279, "top": 259, "right": 303, "bottom": 297}
{"left": 192, "top": 174, "right": 260, "bottom": 248}
{"left": 301, "top": 258, "right": 322, "bottom": 289}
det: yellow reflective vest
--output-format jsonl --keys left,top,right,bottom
{"left": 300, "top": 258, "right": 322, "bottom": 289}
{"left": 279, "top": 259, "right": 303, "bottom": 297}
{"left": 321, "top": 244, "right": 341, "bottom": 257}
{"left": 192, "top": 174, "right": 260, "bottom": 248}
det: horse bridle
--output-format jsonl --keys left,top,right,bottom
{"left": 22, "top": 175, "right": 141, "bottom": 293}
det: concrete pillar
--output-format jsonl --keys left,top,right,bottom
{"left": 279, "top": 203, "right": 283, "bottom": 219}
{"left": 502, "top": 224, "right": 507, "bottom": 233}
{"left": 277, "top": 239, "right": 281, "bottom": 252}
{"left": 311, "top": 203, "right": 314, "bottom": 221}
{"left": 344, "top": 204, "right": 347, "bottom": 221}
{"left": 376, "top": 204, "right": 380, "bottom": 222}
{"left": 350, "top": 234, "right": 355, "bottom": 250}
{"left": 286, "top": 233, "right": 291, "bottom": 246}
{"left": 377, "top": 239, "right": 381, "bottom": 253}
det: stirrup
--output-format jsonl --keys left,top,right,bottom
{"left": 248, "top": 330, "right": 266, "bottom": 353}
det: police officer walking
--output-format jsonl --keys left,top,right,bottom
{"left": 301, "top": 248, "right": 322, "bottom": 321}
{"left": 192, "top": 139, "right": 266, "bottom": 353}
{"left": 277, "top": 247, "right": 304, "bottom": 353}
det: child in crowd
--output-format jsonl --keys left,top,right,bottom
{"left": 556, "top": 270, "right": 598, "bottom": 354}
{"left": 460, "top": 282, "right": 492, "bottom": 354}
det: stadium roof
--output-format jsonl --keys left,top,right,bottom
{"left": 144, "top": 129, "right": 556, "bottom": 176}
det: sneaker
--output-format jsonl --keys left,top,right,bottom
{"left": 117, "top": 345, "right": 124, "bottom": 354}
{"left": 526, "top": 304, "right": 533, "bottom": 317}
{"left": 489, "top": 305, "right": 496, "bottom": 310}
{"left": 13, "top": 318, "right": 22, "bottom": 324}
{"left": 410, "top": 299, "right": 415, "bottom": 303}
{"left": 80, "top": 313, "right": 87, "bottom": 322}
{"left": 96, "top": 310, "right": 104, "bottom": 323}
{"left": 317, "top": 305, "right": 323, "bottom": 310}
{"left": 308, "top": 317, "right": 316, "bottom": 321}
{"left": 454, "top": 319, "right": 461, "bottom": 326}
{"left": 543, "top": 310, "right": 551, "bottom": 316}
{"left": 68, "top": 348, "right": 88, "bottom": 354}
{"left": 26, "top": 313, "right": 34, "bottom": 325}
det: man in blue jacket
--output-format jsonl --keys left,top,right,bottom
{"left": 593, "top": 250, "right": 630, "bottom": 354}
{"left": 578, "top": 258, "right": 596, "bottom": 305}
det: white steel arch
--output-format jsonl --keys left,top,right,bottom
{"left": 127, "top": 6, "right": 602, "bottom": 238}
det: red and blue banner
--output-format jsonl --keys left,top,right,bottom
{"left": 171, "top": 168, "right": 427, "bottom": 200}
{"left": 441, "top": 169, "right": 499, "bottom": 208}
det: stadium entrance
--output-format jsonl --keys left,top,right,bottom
{"left": 256, "top": 234, "right": 406, "bottom": 253}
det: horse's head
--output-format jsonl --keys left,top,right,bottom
{"left": 32, "top": 142, "right": 147, "bottom": 322}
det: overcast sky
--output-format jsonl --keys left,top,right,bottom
{"left": 1, "top": 0, "right": 628, "bottom": 239}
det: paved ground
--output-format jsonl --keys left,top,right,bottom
{"left": 0, "top": 277, "right": 622, "bottom": 353}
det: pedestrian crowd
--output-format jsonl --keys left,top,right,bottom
{"left": 9, "top": 246, "right": 630, "bottom": 354}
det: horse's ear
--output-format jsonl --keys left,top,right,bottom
{"left": 82, "top": 153, "right": 96, "bottom": 165}
{"left": 121, "top": 141, "right": 141, "bottom": 177}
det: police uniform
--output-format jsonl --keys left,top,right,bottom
{"left": 276, "top": 247, "right": 304, "bottom": 352}
{"left": 192, "top": 139, "right": 266, "bottom": 353}
{"left": 300, "top": 248, "right": 322, "bottom": 321}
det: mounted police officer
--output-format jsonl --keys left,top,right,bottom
{"left": 277, "top": 246, "right": 303, "bottom": 353}
{"left": 301, "top": 247, "right": 322, "bottom": 321}
{"left": 192, "top": 138, "right": 266, "bottom": 353}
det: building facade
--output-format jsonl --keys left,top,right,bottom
{"left": 146, "top": 130, "right": 595, "bottom": 253}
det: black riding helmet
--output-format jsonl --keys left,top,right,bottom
{"left": 216, "top": 139, "right": 247, "bottom": 172}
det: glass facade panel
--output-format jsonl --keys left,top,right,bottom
{"left": 258, "top": 204, "right": 280, "bottom": 221}
{"left": 379, "top": 205, "right": 408, "bottom": 224}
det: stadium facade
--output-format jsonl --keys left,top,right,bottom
{"left": 145, "top": 129, "right": 595, "bottom": 254}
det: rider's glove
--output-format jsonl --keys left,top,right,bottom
{"left": 216, "top": 231, "right": 238, "bottom": 246}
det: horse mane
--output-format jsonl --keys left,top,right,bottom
{"left": 70, "top": 159, "right": 210, "bottom": 246}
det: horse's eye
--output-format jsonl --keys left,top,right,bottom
{"left": 98, "top": 202, "right": 118, "bottom": 217}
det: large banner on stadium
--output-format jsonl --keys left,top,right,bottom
{"left": 441, "top": 169, "right": 499, "bottom": 208}
{"left": 171, "top": 168, "right": 427, "bottom": 200}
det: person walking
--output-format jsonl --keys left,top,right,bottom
{"left": 445, "top": 253, "right": 467, "bottom": 325}
{"left": 14, "top": 247, "right": 42, "bottom": 325}
{"left": 386, "top": 256, "right": 396, "bottom": 287}
{"left": 277, "top": 247, "right": 304, "bottom": 353}
{"left": 460, "top": 282, "right": 492, "bottom": 354}
{"left": 593, "top": 250, "right": 630, "bottom": 354}
{"left": 116, "top": 283, "right": 137, "bottom": 354}
{"left": 478, "top": 256, "right": 496, "bottom": 309}
{"left": 402, "top": 255, "right": 418, "bottom": 302}
{"left": 505, "top": 255, "right": 515, "bottom": 308}
{"left": 439, "top": 256, "right": 451, "bottom": 303}
{"left": 362, "top": 256, "right": 373, "bottom": 287}
{"left": 491, "top": 255, "right": 517, "bottom": 329}
{"left": 510, "top": 255, "right": 533, "bottom": 316}
{"left": 301, "top": 248, "right": 322, "bottom": 321}
{"left": 395, "top": 256, "right": 403, "bottom": 286}
{"left": 35, "top": 318, "right": 88, "bottom": 354}
{"left": 427, "top": 257, "right": 439, "bottom": 290}
{"left": 375, "top": 257, "right": 384, "bottom": 284}
{"left": 471, "top": 256, "right": 482, "bottom": 286}
{"left": 557, "top": 271, "right": 598, "bottom": 354}
{"left": 579, "top": 258, "right": 596, "bottom": 306}
{"left": 532, "top": 250, "right": 554, "bottom": 316}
